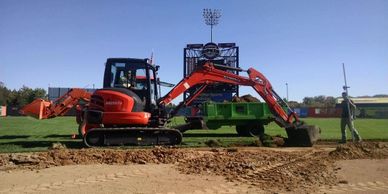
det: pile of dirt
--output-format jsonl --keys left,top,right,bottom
{"left": 177, "top": 149, "right": 336, "bottom": 192}
{"left": 50, "top": 142, "right": 67, "bottom": 150}
{"left": 0, "top": 147, "right": 191, "bottom": 170}
{"left": 232, "top": 94, "right": 260, "bottom": 102}
{"left": 329, "top": 142, "right": 388, "bottom": 160}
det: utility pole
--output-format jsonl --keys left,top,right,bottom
{"left": 342, "top": 63, "right": 349, "bottom": 96}
{"left": 203, "top": 9, "right": 221, "bottom": 42}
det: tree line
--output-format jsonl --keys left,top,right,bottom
{"left": 0, "top": 82, "right": 46, "bottom": 107}
{"left": 289, "top": 94, "right": 388, "bottom": 108}
{"left": 287, "top": 96, "right": 336, "bottom": 108}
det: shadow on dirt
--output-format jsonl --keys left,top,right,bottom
{"left": 0, "top": 140, "right": 84, "bottom": 149}
{"left": 0, "top": 135, "right": 30, "bottom": 140}
{"left": 44, "top": 134, "right": 73, "bottom": 138}
{"left": 183, "top": 133, "right": 239, "bottom": 138}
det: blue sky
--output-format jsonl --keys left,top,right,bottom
{"left": 1, "top": 0, "right": 387, "bottom": 102}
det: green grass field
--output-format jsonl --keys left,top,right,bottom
{"left": 0, "top": 116, "right": 387, "bottom": 153}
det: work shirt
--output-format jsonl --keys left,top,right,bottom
{"left": 341, "top": 99, "right": 354, "bottom": 118}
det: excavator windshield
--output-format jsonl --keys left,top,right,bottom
{"left": 108, "top": 62, "right": 147, "bottom": 89}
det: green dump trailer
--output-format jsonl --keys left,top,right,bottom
{"left": 202, "top": 102, "right": 284, "bottom": 136}
{"left": 178, "top": 101, "right": 319, "bottom": 146}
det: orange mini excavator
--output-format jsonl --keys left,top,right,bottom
{"left": 21, "top": 58, "right": 319, "bottom": 147}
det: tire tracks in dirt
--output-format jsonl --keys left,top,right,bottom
{"left": 318, "top": 177, "right": 388, "bottom": 193}
{"left": 0, "top": 165, "right": 260, "bottom": 194}
{"left": 252, "top": 151, "right": 319, "bottom": 174}
{"left": 158, "top": 182, "right": 261, "bottom": 194}
{"left": 0, "top": 166, "right": 148, "bottom": 194}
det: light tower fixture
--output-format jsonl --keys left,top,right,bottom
{"left": 203, "top": 8, "right": 221, "bottom": 42}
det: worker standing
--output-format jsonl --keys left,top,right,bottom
{"left": 340, "top": 92, "right": 362, "bottom": 143}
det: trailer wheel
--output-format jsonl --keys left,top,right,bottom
{"left": 249, "top": 125, "right": 265, "bottom": 137}
{"left": 236, "top": 125, "right": 250, "bottom": 136}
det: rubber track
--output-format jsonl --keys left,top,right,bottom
{"left": 84, "top": 127, "right": 182, "bottom": 147}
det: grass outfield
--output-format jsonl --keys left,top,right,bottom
{"left": 0, "top": 116, "right": 387, "bottom": 153}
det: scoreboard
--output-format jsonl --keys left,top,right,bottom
{"left": 183, "top": 42, "right": 239, "bottom": 105}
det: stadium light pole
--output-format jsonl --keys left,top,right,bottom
{"left": 203, "top": 9, "right": 221, "bottom": 42}
{"left": 286, "top": 83, "right": 289, "bottom": 101}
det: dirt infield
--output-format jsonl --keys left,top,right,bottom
{"left": 1, "top": 142, "right": 388, "bottom": 193}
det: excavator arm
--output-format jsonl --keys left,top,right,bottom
{"left": 20, "top": 88, "right": 92, "bottom": 120}
{"left": 160, "top": 62, "right": 298, "bottom": 128}
{"left": 159, "top": 62, "right": 320, "bottom": 146}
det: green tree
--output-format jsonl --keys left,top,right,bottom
{"left": 17, "top": 86, "right": 34, "bottom": 107}
{"left": 7, "top": 89, "right": 19, "bottom": 106}
{"left": 302, "top": 97, "right": 314, "bottom": 106}
{"left": 30, "top": 88, "right": 47, "bottom": 102}
{"left": 373, "top": 94, "right": 388, "bottom": 98}
{"left": 302, "top": 95, "right": 336, "bottom": 108}
{"left": 0, "top": 82, "right": 10, "bottom": 106}
{"left": 4, "top": 86, "right": 47, "bottom": 107}
{"left": 287, "top": 101, "right": 301, "bottom": 108}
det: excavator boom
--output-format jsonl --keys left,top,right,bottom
{"left": 160, "top": 62, "right": 296, "bottom": 128}
{"left": 159, "top": 62, "right": 319, "bottom": 146}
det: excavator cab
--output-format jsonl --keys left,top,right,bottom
{"left": 103, "top": 58, "right": 160, "bottom": 112}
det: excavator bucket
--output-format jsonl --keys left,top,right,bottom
{"left": 19, "top": 99, "right": 51, "bottom": 119}
{"left": 285, "top": 125, "right": 320, "bottom": 147}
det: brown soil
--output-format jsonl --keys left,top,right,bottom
{"left": 0, "top": 164, "right": 260, "bottom": 194}
{"left": 1, "top": 142, "right": 388, "bottom": 193}
{"left": 176, "top": 149, "right": 336, "bottom": 193}
{"left": 232, "top": 94, "right": 260, "bottom": 102}
{"left": 329, "top": 142, "right": 388, "bottom": 160}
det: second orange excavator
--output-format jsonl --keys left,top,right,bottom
{"left": 21, "top": 58, "right": 319, "bottom": 147}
